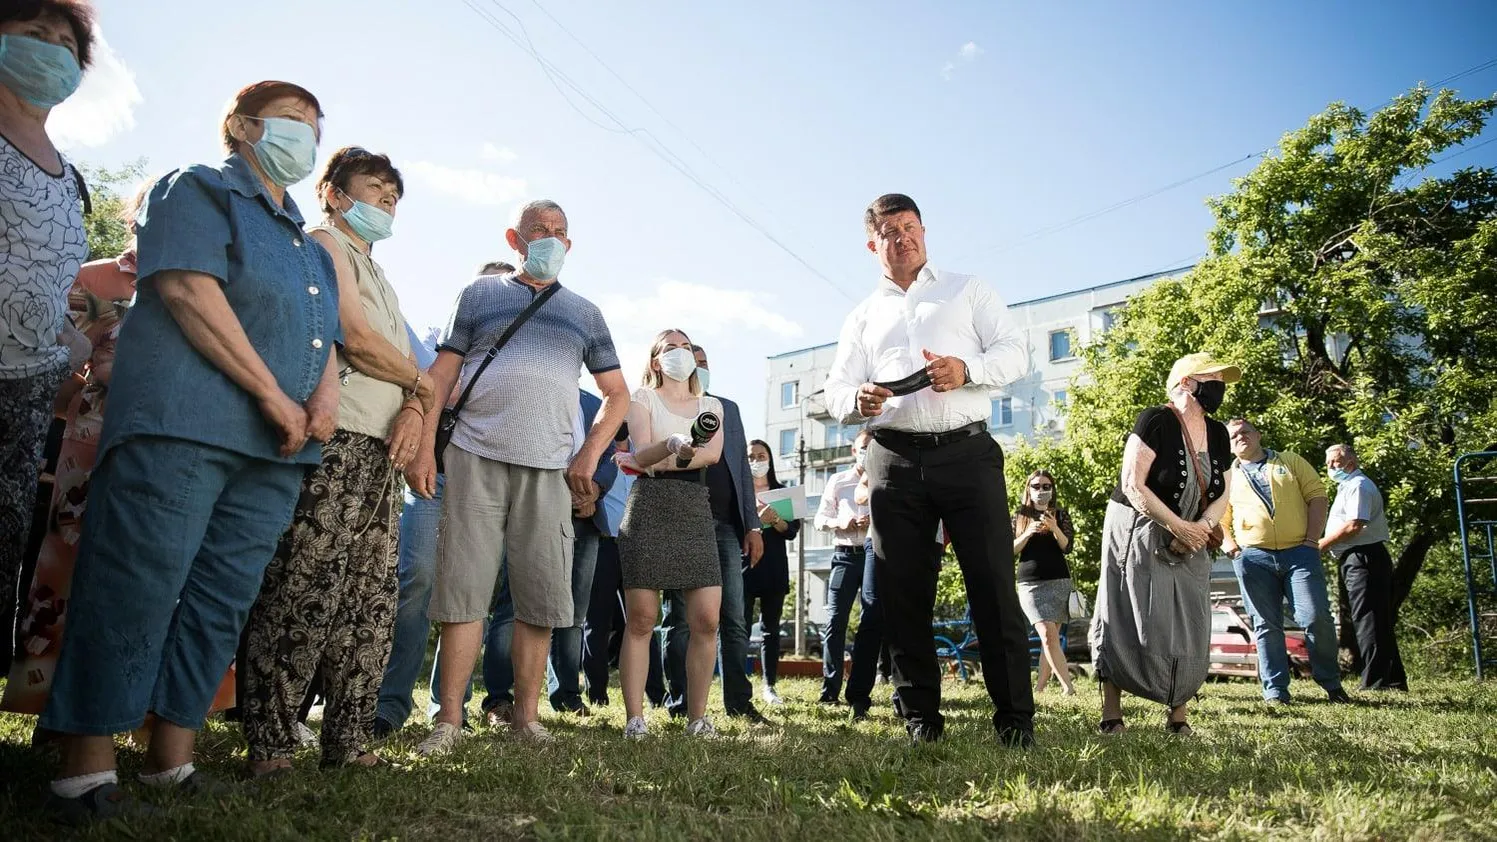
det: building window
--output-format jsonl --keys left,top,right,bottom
{"left": 822, "top": 422, "right": 860, "bottom": 447}
{"left": 1054, "top": 390, "right": 1069, "bottom": 408}
{"left": 1048, "top": 329, "right": 1074, "bottom": 362}
{"left": 781, "top": 380, "right": 799, "bottom": 408}
{"left": 779, "top": 429, "right": 796, "bottom": 456}
{"left": 823, "top": 422, "right": 841, "bottom": 447}
{"left": 1100, "top": 309, "right": 1117, "bottom": 333}
{"left": 990, "top": 397, "right": 1013, "bottom": 428}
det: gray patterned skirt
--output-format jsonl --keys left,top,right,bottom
{"left": 618, "top": 475, "right": 720, "bottom": 591}
{"left": 1018, "top": 578, "right": 1073, "bottom": 626}
{"left": 1088, "top": 500, "right": 1212, "bottom": 708}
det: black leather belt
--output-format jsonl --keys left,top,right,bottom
{"left": 873, "top": 421, "right": 987, "bottom": 450}
{"left": 640, "top": 469, "right": 708, "bottom": 484}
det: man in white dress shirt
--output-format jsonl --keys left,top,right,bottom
{"left": 813, "top": 430, "right": 872, "bottom": 705}
{"left": 824, "top": 193, "right": 1034, "bottom": 746}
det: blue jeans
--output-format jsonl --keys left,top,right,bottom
{"left": 820, "top": 545, "right": 866, "bottom": 702}
{"left": 475, "top": 519, "right": 602, "bottom": 712}
{"left": 665, "top": 520, "right": 751, "bottom": 716}
{"left": 1234, "top": 544, "right": 1344, "bottom": 700}
{"left": 375, "top": 474, "right": 445, "bottom": 729}
{"left": 846, "top": 538, "right": 885, "bottom": 710}
{"left": 42, "top": 437, "right": 304, "bottom": 734}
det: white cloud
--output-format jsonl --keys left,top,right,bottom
{"left": 48, "top": 31, "right": 142, "bottom": 149}
{"left": 405, "top": 161, "right": 528, "bottom": 206}
{"left": 481, "top": 142, "right": 518, "bottom": 163}
{"left": 941, "top": 40, "right": 983, "bottom": 81}
{"left": 599, "top": 279, "right": 804, "bottom": 342}
{"left": 594, "top": 278, "right": 805, "bottom": 389}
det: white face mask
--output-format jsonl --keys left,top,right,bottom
{"left": 1033, "top": 490, "right": 1053, "bottom": 506}
{"left": 658, "top": 348, "right": 696, "bottom": 382}
{"left": 749, "top": 460, "right": 770, "bottom": 478}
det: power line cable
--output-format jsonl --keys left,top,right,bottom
{"left": 954, "top": 54, "right": 1497, "bottom": 262}
{"left": 522, "top": 0, "right": 766, "bottom": 206}
{"left": 460, "top": 0, "right": 859, "bottom": 301}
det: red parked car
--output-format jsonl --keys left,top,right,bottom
{"left": 1208, "top": 600, "right": 1312, "bottom": 680}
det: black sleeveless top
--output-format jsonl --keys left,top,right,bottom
{"left": 1109, "top": 406, "right": 1230, "bottom": 517}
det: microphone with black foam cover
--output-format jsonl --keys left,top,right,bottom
{"left": 676, "top": 411, "right": 722, "bottom": 468}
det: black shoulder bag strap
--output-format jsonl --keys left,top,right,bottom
{"left": 435, "top": 281, "right": 561, "bottom": 469}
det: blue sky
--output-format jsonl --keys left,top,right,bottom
{"left": 56, "top": 0, "right": 1497, "bottom": 437}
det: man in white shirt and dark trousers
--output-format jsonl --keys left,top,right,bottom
{"left": 813, "top": 430, "right": 872, "bottom": 705}
{"left": 825, "top": 194, "right": 1035, "bottom": 747}
{"left": 1320, "top": 443, "right": 1408, "bottom": 691}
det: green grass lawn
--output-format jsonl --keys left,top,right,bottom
{"left": 2, "top": 673, "right": 1494, "bottom": 841}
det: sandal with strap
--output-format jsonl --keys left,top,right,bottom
{"left": 1098, "top": 718, "right": 1127, "bottom": 735}
{"left": 321, "top": 750, "right": 384, "bottom": 770}
{"left": 247, "top": 758, "right": 294, "bottom": 780}
{"left": 1165, "top": 720, "right": 1193, "bottom": 736}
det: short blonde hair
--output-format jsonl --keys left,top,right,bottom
{"left": 640, "top": 328, "right": 702, "bottom": 396}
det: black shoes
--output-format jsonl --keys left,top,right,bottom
{"left": 907, "top": 723, "right": 942, "bottom": 744}
{"left": 1326, "top": 688, "right": 1355, "bottom": 704}
{"left": 728, "top": 704, "right": 772, "bottom": 726}
{"left": 996, "top": 728, "right": 1035, "bottom": 749}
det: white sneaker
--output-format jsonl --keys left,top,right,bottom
{"left": 513, "top": 721, "right": 554, "bottom": 743}
{"left": 293, "top": 722, "right": 317, "bottom": 747}
{"left": 415, "top": 722, "right": 463, "bottom": 757}
{"left": 761, "top": 686, "right": 784, "bottom": 706}
{"left": 685, "top": 717, "right": 717, "bottom": 738}
{"left": 623, "top": 717, "right": 649, "bottom": 740}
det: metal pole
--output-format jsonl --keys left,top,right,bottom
{"left": 795, "top": 434, "right": 807, "bottom": 656}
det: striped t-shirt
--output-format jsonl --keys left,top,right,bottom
{"left": 439, "top": 274, "right": 619, "bottom": 470}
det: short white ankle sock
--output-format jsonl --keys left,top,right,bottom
{"left": 50, "top": 770, "right": 118, "bottom": 799}
{"left": 138, "top": 762, "right": 195, "bottom": 787}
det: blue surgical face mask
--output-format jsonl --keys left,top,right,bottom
{"left": 695, "top": 366, "right": 711, "bottom": 393}
{"left": 240, "top": 115, "right": 318, "bottom": 187}
{"left": 520, "top": 236, "right": 567, "bottom": 281}
{"left": 339, "top": 191, "right": 394, "bottom": 242}
{"left": 1329, "top": 467, "right": 1353, "bottom": 484}
{"left": 0, "top": 34, "right": 82, "bottom": 109}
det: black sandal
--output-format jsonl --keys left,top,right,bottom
{"left": 1098, "top": 718, "right": 1127, "bottom": 735}
{"left": 1165, "top": 720, "right": 1193, "bottom": 736}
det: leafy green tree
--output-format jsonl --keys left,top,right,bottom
{"left": 1047, "top": 85, "right": 1497, "bottom": 658}
{"left": 79, "top": 160, "right": 149, "bottom": 260}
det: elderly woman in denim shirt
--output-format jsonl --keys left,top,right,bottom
{"left": 39, "top": 80, "right": 341, "bottom": 822}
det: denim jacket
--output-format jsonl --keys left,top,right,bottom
{"left": 100, "top": 154, "right": 340, "bottom": 465}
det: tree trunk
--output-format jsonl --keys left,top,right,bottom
{"left": 1392, "top": 528, "right": 1439, "bottom": 611}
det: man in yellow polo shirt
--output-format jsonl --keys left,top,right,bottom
{"left": 1220, "top": 418, "right": 1351, "bottom": 705}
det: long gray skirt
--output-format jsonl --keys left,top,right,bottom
{"left": 1088, "top": 500, "right": 1212, "bottom": 708}
{"left": 618, "top": 476, "right": 721, "bottom": 591}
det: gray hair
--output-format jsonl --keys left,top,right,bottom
{"left": 476, "top": 260, "right": 516, "bottom": 276}
{"left": 511, "top": 199, "right": 567, "bottom": 231}
{"left": 1326, "top": 443, "right": 1357, "bottom": 462}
